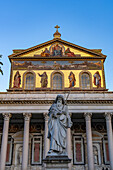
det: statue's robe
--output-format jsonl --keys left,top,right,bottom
{"left": 48, "top": 103, "right": 72, "bottom": 152}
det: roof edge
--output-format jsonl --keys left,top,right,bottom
{"left": 8, "top": 38, "right": 107, "bottom": 60}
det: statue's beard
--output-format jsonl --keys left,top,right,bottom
{"left": 57, "top": 103, "right": 63, "bottom": 110}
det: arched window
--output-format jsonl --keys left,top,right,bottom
{"left": 25, "top": 73, "right": 35, "bottom": 90}
{"left": 81, "top": 73, "right": 90, "bottom": 89}
{"left": 53, "top": 73, "right": 63, "bottom": 89}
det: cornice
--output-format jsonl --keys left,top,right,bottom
{"left": 10, "top": 55, "right": 105, "bottom": 61}
{"left": 0, "top": 100, "right": 113, "bottom": 105}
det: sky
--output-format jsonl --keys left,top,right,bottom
{"left": 0, "top": 0, "right": 113, "bottom": 91}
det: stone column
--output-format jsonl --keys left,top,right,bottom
{"left": 67, "top": 128, "right": 72, "bottom": 158}
{"left": 66, "top": 113, "right": 72, "bottom": 170}
{"left": 105, "top": 112, "right": 113, "bottom": 170}
{"left": 84, "top": 113, "right": 94, "bottom": 170}
{"left": 43, "top": 113, "right": 49, "bottom": 158}
{"left": 22, "top": 113, "right": 31, "bottom": 170}
{"left": 67, "top": 128, "right": 72, "bottom": 170}
{"left": 0, "top": 113, "right": 11, "bottom": 170}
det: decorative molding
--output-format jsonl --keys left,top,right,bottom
{"left": 0, "top": 100, "right": 113, "bottom": 105}
{"left": 2, "top": 113, "right": 12, "bottom": 121}
{"left": 9, "top": 124, "right": 42, "bottom": 133}
{"left": 84, "top": 112, "right": 92, "bottom": 121}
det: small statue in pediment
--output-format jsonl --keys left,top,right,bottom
{"left": 93, "top": 71, "right": 101, "bottom": 88}
{"left": 38, "top": 72, "right": 48, "bottom": 88}
{"left": 68, "top": 71, "right": 76, "bottom": 88}
{"left": 41, "top": 48, "right": 50, "bottom": 57}
{"left": 13, "top": 71, "right": 21, "bottom": 88}
{"left": 65, "top": 48, "right": 75, "bottom": 57}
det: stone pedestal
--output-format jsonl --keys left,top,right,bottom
{"left": 43, "top": 155, "right": 71, "bottom": 170}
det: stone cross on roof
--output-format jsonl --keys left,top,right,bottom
{"left": 53, "top": 25, "right": 61, "bottom": 39}
{"left": 55, "top": 25, "right": 60, "bottom": 32}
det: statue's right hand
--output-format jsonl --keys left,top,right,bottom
{"left": 53, "top": 112, "right": 57, "bottom": 118}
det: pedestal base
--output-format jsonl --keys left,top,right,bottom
{"left": 43, "top": 154, "right": 71, "bottom": 170}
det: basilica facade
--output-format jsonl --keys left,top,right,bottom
{"left": 0, "top": 26, "right": 113, "bottom": 170}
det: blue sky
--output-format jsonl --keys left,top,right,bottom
{"left": 0, "top": 0, "right": 113, "bottom": 91}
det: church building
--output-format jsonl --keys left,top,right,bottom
{"left": 0, "top": 26, "right": 113, "bottom": 170}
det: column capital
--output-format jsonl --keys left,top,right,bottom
{"left": 23, "top": 113, "right": 32, "bottom": 121}
{"left": 84, "top": 112, "right": 92, "bottom": 121}
{"left": 69, "top": 112, "right": 72, "bottom": 117}
{"left": 43, "top": 112, "right": 49, "bottom": 121}
{"left": 105, "top": 112, "right": 112, "bottom": 121}
{"left": 2, "top": 113, "right": 12, "bottom": 121}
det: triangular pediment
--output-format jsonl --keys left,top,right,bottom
{"left": 8, "top": 38, "right": 106, "bottom": 61}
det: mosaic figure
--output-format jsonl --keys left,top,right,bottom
{"left": 68, "top": 71, "right": 76, "bottom": 88}
{"left": 48, "top": 95, "right": 72, "bottom": 154}
{"left": 13, "top": 71, "right": 21, "bottom": 88}
{"left": 41, "top": 48, "right": 50, "bottom": 57}
{"left": 52, "top": 44, "right": 62, "bottom": 56}
{"left": 65, "top": 48, "right": 75, "bottom": 57}
{"left": 38, "top": 72, "right": 48, "bottom": 88}
{"left": 93, "top": 71, "right": 101, "bottom": 88}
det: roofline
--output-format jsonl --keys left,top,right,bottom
{"left": 8, "top": 38, "right": 107, "bottom": 60}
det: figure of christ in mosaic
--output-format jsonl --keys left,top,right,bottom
{"left": 52, "top": 44, "right": 62, "bottom": 56}
{"left": 13, "top": 71, "right": 21, "bottom": 88}
{"left": 93, "top": 71, "right": 101, "bottom": 88}
{"left": 38, "top": 72, "right": 48, "bottom": 88}
{"left": 48, "top": 95, "right": 72, "bottom": 154}
{"left": 68, "top": 71, "right": 76, "bottom": 88}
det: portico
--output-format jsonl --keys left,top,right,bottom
{"left": 0, "top": 92, "right": 113, "bottom": 170}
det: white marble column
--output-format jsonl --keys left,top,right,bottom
{"left": 66, "top": 113, "right": 72, "bottom": 170}
{"left": 105, "top": 112, "right": 113, "bottom": 170}
{"left": 84, "top": 113, "right": 94, "bottom": 170}
{"left": 0, "top": 113, "right": 11, "bottom": 170}
{"left": 22, "top": 113, "right": 31, "bottom": 170}
{"left": 66, "top": 128, "right": 72, "bottom": 159}
{"left": 66, "top": 128, "right": 72, "bottom": 170}
{"left": 43, "top": 113, "right": 49, "bottom": 158}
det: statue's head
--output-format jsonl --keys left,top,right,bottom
{"left": 54, "top": 94, "right": 65, "bottom": 104}
{"left": 18, "top": 146, "right": 23, "bottom": 152}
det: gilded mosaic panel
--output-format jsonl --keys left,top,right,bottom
{"left": 13, "top": 60, "right": 102, "bottom": 70}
